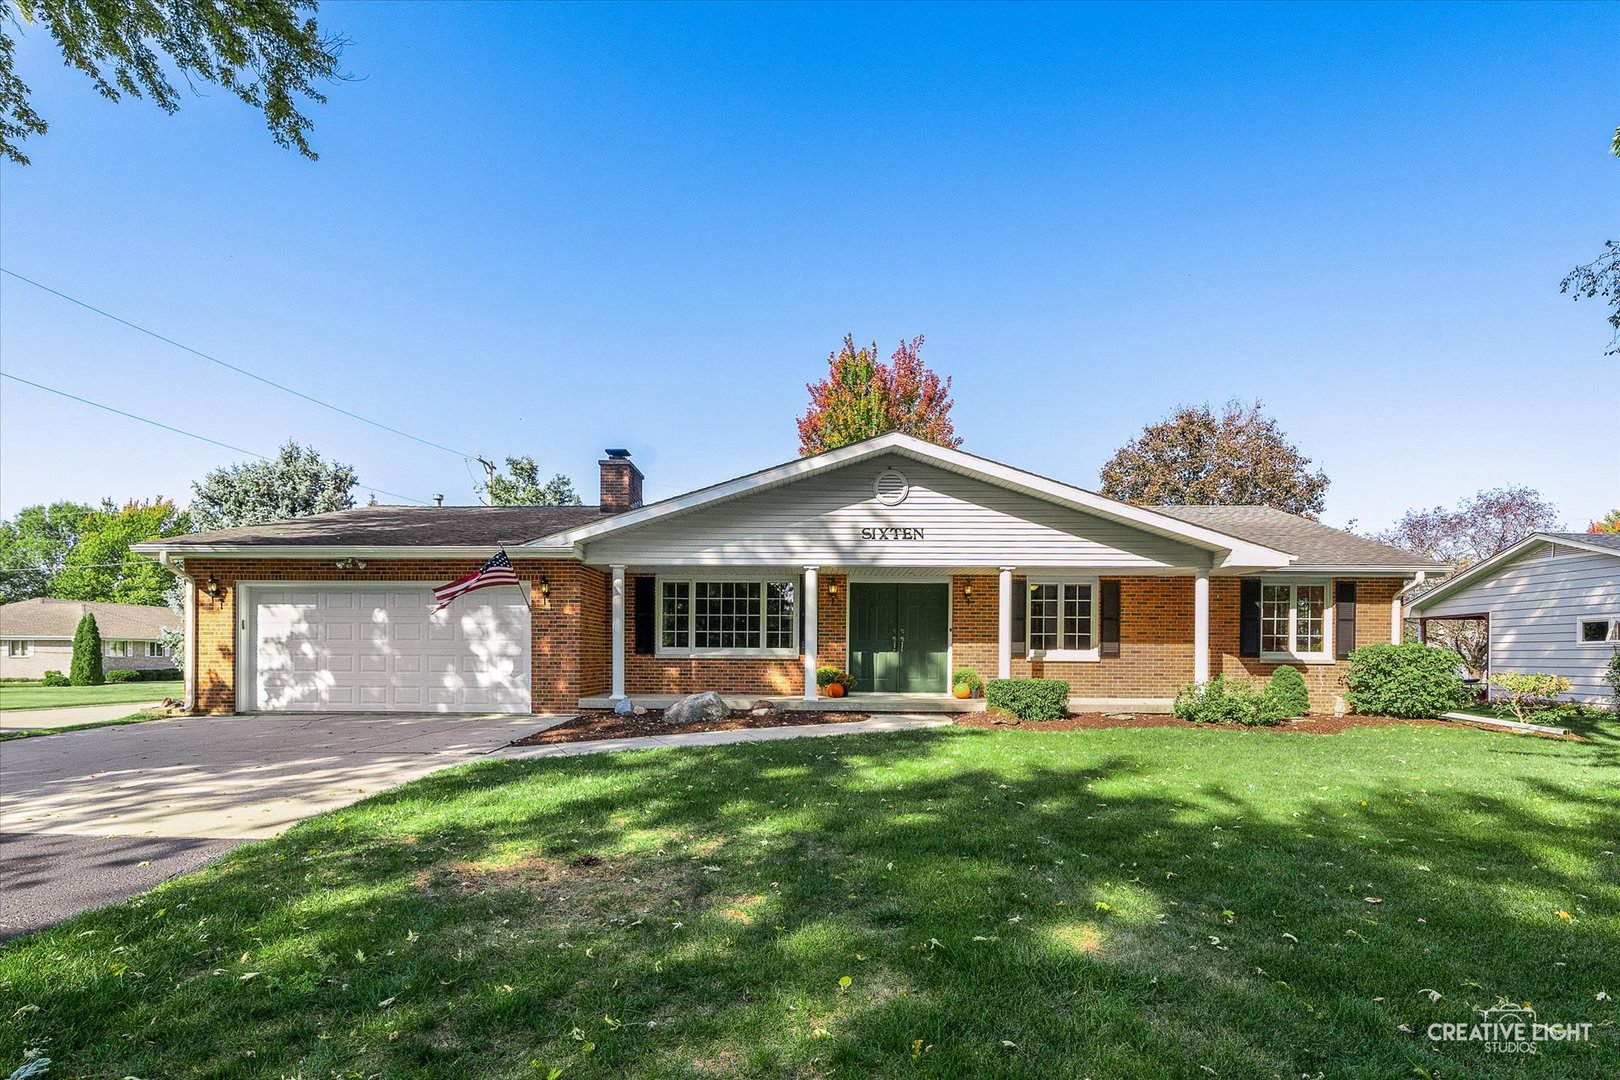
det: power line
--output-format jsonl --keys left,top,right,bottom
{"left": 1, "top": 372, "right": 428, "bottom": 505}
{"left": 0, "top": 267, "right": 478, "bottom": 460}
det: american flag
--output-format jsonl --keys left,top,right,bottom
{"left": 434, "top": 549, "right": 522, "bottom": 611}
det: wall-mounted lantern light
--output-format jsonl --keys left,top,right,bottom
{"left": 539, "top": 575, "right": 551, "bottom": 599}
{"left": 963, "top": 583, "right": 974, "bottom": 602}
{"left": 203, "top": 575, "right": 223, "bottom": 601}
{"left": 827, "top": 581, "right": 839, "bottom": 597}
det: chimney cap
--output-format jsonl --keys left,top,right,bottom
{"left": 603, "top": 448, "right": 632, "bottom": 459}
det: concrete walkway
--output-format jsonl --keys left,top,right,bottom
{"left": 0, "top": 701, "right": 163, "bottom": 731}
{"left": 0, "top": 712, "right": 951, "bottom": 939}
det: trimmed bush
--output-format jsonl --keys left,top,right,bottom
{"left": 1606, "top": 650, "right": 1620, "bottom": 709}
{"left": 69, "top": 613, "right": 105, "bottom": 687}
{"left": 952, "top": 668, "right": 983, "bottom": 694}
{"left": 985, "top": 677, "right": 1069, "bottom": 722}
{"left": 42, "top": 670, "right": 70, "bottom": 687}
{"left": 105, "top": 668, "right": 140, "bottom": 683}
{"left": 1174, "top": 676, "right": 1285, "bottom": 726}
{"left": 1344, "top": 643, "right": 1468, "bottom": 718}
{"left": 132, "top": 667, "right": 182, "bottom": 682}
{"left": 1265, "top": 665, "right": 1311, "bottom": 719}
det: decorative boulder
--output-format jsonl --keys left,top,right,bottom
{"left": 662, "top": 691, "right": 728, "bottom": 726}
{"left": 613, "top": 698, "right": 636, "bottom": 716}
{"left": 633, "top": 705, "right": 649, "bottom": 716}
{"left": 750, "top": 699, "right": 776, "bottom": 716}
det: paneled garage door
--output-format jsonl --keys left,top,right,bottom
{"left": 246, "top": 586, "right": 531, "bottom": 713}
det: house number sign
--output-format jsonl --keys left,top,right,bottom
{"left": 860, "top": 527, "right": 926, "bottom": 541}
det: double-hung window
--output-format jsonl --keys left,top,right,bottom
{"left": 1576, "top": 616, "right": 1620, "bottom": 645}
{"left": 105, "top": 640, "right": 129, "bottom": 658}
{"left": 4, "top": 640, "right": 31, "bottom": 658}
{"left": 147, "top": 641, "right": 168, "bottom": 658}
{"left": 1260, "top": 581, "right": 1329, "bottom": 661}
{"left": 658, "top": 578, "right": 796, "bottom": 656}
{"left": 1027, "top": 580, "right": 1098, "bottom": 659}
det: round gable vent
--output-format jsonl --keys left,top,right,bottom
{"left": 874, "top": 468, "right": 909, "bottom": 506}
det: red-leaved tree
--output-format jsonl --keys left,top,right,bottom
{"left": 797, "top": 335, "right": 961, "bottom": 455}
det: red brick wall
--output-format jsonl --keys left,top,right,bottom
{"left": 622, "top": 572, "right": 848, "bottom": 697}
{"left": 182, "top": 557, "right": 602, "bottom": 714}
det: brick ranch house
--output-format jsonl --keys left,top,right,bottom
{"left": 133, "top": 433, "right": 1445, "bottom": 716}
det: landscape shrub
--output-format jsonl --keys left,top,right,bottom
{"left": 985, "top": 677, "right": 1069, "bottom": 722}
{"left": 69, "top": 613, "right": 105, "bottom": 687}
{"left": 105, "top": 669, "right": 140, "bottom": 683}
{"left": 1488, "top": 671, "right": 1571, "bottom": 722}
{"left": 1174, "top": 676, "right": 1285, "bottom": 726}
{"left": 952, "top": 668, "right": 983, "bottom": 694}
{"left": 815, "top": 666, "right": 852, "bottom": 692}
{"left": 42, "top": 670, "right": 69, "bottom": 687}
{"left": 133, "top": 667, "right": 182, "bottom": 682}
{"left": 1265, "top": 665, "right": 1311, "bottom": 719}
{"left": 1344, "top": 643, "right": 1468, "bottom": 718}
{"left": 1607, "top": 650, "right": 1620, "bottom": 710}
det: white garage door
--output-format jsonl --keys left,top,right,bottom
{"left": 247, "top": 586, "right": 531, "bottom": 713}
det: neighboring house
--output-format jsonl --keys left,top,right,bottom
{"left": 132, "top": 434, "right": 1444, "bottom": 716}
{"left": 1406, "top": 532, "right": 1620, "bottom": 704}
{"left": 0, "top": 598, "right": 179, "bottom": 680}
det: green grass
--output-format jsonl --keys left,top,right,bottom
{"left": 0, "top": 709, "right": 167, "bottom": 742}
{"left": 1449, "top": 701, "right": 1618, "bottom": 739}
{"left": 0, "top": 679, "right": 181, "bottom": 711}
{"left": 1, "top": 722, "right": 1616, "bottom": 1078}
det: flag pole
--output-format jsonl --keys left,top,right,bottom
{"left": 500, "top": 544, "right": 534, "bottom": 612}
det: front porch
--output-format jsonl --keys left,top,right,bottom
{"left": 577, "top": 692, "right": 1178, "bottom": 715}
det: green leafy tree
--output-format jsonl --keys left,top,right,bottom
{"left": 53, "top": 499, "right": 190, "bottom": 606}
{"left": 69, "top": 610, "right": 104, "bottom": 686}
{"left": 1559, "top": 127, "right": 1620, "bottom": 354}
{"left": 1099, "top": 400, "right": 1330, "bottom": 517}
{"left": 190, "top": 442, "right": 357, "bottom": 532}
{"left": 1, "top": 0, "right": 350, "bottom": 166}
{"left": 797, "top": 335, "right": 961, "bottom": 455}
{"left": 0, "top": 500, "right": 93, "bottom": 602}
{"left": 485, "top": 458, "right": 581, "bottom": 506}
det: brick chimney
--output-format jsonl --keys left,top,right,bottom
{"left": 599, "top": 449, "right": 643, "bottom": 513}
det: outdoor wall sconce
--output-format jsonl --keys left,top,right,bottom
{"left": 203, "top": 576, "right": 223, "bottom": 601}
{"left": 963, "top": 583, "right": 973, "bottom": 602}
{"left": 539, "top": 575, "right": 551, "bottom": 599}
{"left": 827, "top": 581, "right": 839, "bottom": 597}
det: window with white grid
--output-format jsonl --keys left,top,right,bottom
{"left": 1261, "top": 581, "right": 1330, "bottom": 660}
{"left": 1028, "top": 581, "right": 1097, "bottom": 657}
{"left": 659, "top": 578, "right": 796, "bottom": 655}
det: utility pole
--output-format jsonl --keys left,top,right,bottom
{"left": 475, "top": 456, "right": 497, "bottom": 505}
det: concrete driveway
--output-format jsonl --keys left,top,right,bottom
{"left": 0, "top": 701, "right": 164, "bottom": 731}
{"left": 0, "top": 713, "right": 545, "bottom": 940}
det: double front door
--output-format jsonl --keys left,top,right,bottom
{"left": 848, "top": 582, "right": 950, "bottom": 693}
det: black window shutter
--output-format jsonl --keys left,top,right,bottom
{"left": 1335, "top": 581, "right": 1357, "bottom": 660}
{"left": 1011, "top": 576, "right": 1026, "bottom": 653}
{"left": 1239, "top": 578, "right": 1261, "bottom": 658}
{"left": 797, "top": 575, "right": 805, "bottom": 653}
{"left": 633, "top": 575, "right": 655, "bottom": 655}
{"left": 1100, "top": 580, "right": 1121, "bottom": 657}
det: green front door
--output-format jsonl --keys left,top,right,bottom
{"left": 848, "top": 582, "right": 949, "bottom": 693}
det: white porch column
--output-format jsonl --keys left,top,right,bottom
{"left": 1193, "top": 567, "right": 1210, "bottom": 685}
{"left": 610, "top": 564, "right": 626, "bottom": 700}
{"left": 997, "top": 566, "right": 1014, "bottom": 679}
{"left": 802, "top": 566, "right": 819, "bottom": 700}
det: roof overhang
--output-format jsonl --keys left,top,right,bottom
{"left": 526, "top": 433, "right": 1297, "bottom": 570}
{"left": 1405, "top": 532, "right": 1616, "bottom": 614}
{"left": 131, "top": 543, "right": 583, "bottom": 561}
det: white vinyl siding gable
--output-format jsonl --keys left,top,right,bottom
{"left": 586, "top": 456, "right": 1215, "bottom": 569}
{"left": 1420, "top": 544, "right": 1620, "bottom": 702}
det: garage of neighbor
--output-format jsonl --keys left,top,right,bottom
{"left": 242, "top": 585, "right": 531, "bottom": 713}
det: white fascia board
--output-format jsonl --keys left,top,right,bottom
{"left": 130, "top": 543, "right": 582, "bottom": 560}
{"left": 1247, "top": 564, "right": 1451, "bottom": 577}
{"left": 531, "top": 432, "right": 1296, "bottom": 568}
{"left": 1405, "top": 533, "right": 1612, "bottom": 613}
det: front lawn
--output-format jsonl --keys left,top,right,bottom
{"left": 1, "top": 723, "right": 1614, "bottom": 1078}
{"left": 0, "top": 680, "right": 182, "bottom": 711}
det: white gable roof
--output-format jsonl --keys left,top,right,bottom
{"left": 532, "top": 432, "right": 1296, "bottom": 570}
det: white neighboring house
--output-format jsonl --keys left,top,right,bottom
{"left": 1406, "top": 532, "right": 1620, "bottom": 705}
{"left": 0, "top": 598, "right": 179, "bottom": 680}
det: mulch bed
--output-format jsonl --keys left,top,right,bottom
{"left": 513, "top": 708, "right": 874, "bottom": 746}
{"left": 954, "top": 710, "right": 1451, "bottom": 735}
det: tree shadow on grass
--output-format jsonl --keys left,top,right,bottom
{"left": 1, "top": 724, "right": 1615, "bottom": 1079}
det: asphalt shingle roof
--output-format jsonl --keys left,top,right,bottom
{"left": 1547, "top": 531, "right": 1620, "bottom": 554}
{"left": 0, "top": 598, "right": 178, "bottom": 640}
{"left": 1151, "top": 505, "right": 1447, "bottom": 569}
{"left": 154, "top": 505, "right": 610, "bottom": 548}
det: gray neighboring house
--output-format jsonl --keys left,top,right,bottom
{"left": 0, "top": 598, "right": 178, "bottom": 680}
{"left": 1406, "top": 532, "right": 1620, "bottom": 704}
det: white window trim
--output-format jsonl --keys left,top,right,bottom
{"left": 1574, "top": 615, "right": 1620, "bottom": 646}
{"left": 1025, "top": 576, "right": 1101, "bottom": 662}
{"left": 1259, "top": 578, "right": 1334, "bottom": 664}
{"left": 4, "top": 639, "right": 32, "bottom": 658}
{"left": 656, "top": 575, "right": 799, "bottom": 659}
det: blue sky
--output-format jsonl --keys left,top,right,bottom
{"left": 2, "top": 1, "right": 1616, "bottom": 531}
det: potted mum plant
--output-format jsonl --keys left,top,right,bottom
{"left": 953, "top": 668, "right": 983, "bottom": 699}
{"left": 817, "top": 666, "right": 854, "bottom": 698}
